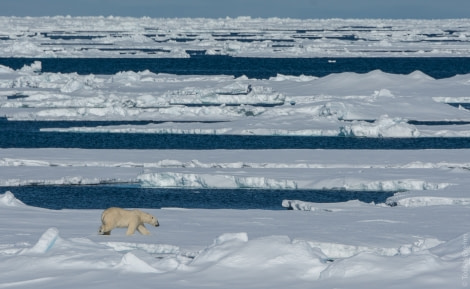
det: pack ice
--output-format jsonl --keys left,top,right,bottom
{"left": 1, "top": 191, "right": 470, "bottom": 288}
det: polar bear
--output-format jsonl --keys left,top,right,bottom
{"left": 98, "top": 207, "right": 159, "bottom": 236}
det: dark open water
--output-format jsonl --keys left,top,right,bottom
{"left": 1, "top": 117, "right": 470, "bottom": 150}
{"left": 2, "top": 129, "right": 470, "bottom": 150}
{"left": 1, "top": 56, "right": 469, "bottom": 209}
{"left": 4, "top": 186, "right": 394, "bottom": 210}
{"left": 1, "top": 56, "right": 470, "bottom": 79}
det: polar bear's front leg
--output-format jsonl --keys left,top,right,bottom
{"left": 137, "top": 224, "right": 151, "bottom": 235}
{"left": 126, "top": 221, "right": 138, "bottom": 236}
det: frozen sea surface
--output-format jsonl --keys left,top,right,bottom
{"left": 1, "top": 17, "right": 470, "bottom": 58}
{"left": 2, "top": 61, "right": 470, "bottom": 139}
{"left": 1, "top": 16, "right": 470, "bottom": 289}
{"left": 1, "top": 190, "right": 470, "bottom": 289}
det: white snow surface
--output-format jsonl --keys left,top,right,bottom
{"left": 1, "top": 62, "right": 470, "bottom": 137}
{"left": 1, "top": 17, "right": 470, "bottom": 288}
{"left": 1, "top": 187, "right": 470, "bottom": 289}
{"left": 1, "top": 148, "right": 470, "bottom": 288}
{"left": 0, "top": 17, "right": 470, "bottom": 58}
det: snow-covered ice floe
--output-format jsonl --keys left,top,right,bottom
{"left": 1, "top": 62, "right": 470, "bottom": 137}
{"left": 1, "top": 190, "right": 470, "bottom": 288}
{"left": 1, "top": 148, "right": 469, "bottom": 209}
{"left": 0, "top": 17, "right": 470, "bottom": 58}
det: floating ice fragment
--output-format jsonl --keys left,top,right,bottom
{"left": 341, "top": 115, "right": 420, "bottom": 137}
{"left": 215, "top": 232, "right": 249, "bottom": 244}
{"left": 138, "top": 172, "right": 297, "bottom": 189}
{"left": 20, "top": 61, "right": 42, "bottom": 73}
{"left": 387, "top": 196, "right": 470, "bottom": 207}
{"left": 282, "top": 200, "right": 344, "bottom": 212}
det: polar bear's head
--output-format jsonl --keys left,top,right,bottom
{"left": 140, "top": 211, "right": 160, "bottom": 227}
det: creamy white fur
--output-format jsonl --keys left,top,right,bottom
{"left": 99, "top": 207, "right": 159, "bottom": 236}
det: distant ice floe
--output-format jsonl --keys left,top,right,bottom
{"left": 0, "top": 176, "right": 125, "bottom": 187}
{"left": 282, "top": 199, "right": 374, "bottom": 212}
{"left": 0, "top": 149, "right": 468, "bottom": 204}
{"left": 137, "top": 171, "right": 451, "bottom": 192}
{"left": 1, "top": 17, "right": 470, "bottom": 58}
{"left": 2, "top": 61, "right": 470, "bottom": 138}
{"left": 390, "top": 196, "right": 470, "bottom": 207}
{"left": 164, "top": 84, "right": 285, "bottom": 106}
{"left": 138, "top": 172, "right": 298, "bottom": 190}
{"left": 340, "top": 115, "right": 420, "bottom": 137}
{"left": 385, "top": 187, "right": 470, "bottom": 208}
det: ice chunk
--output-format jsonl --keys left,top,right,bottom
{"left": 116, "top": 252, "right": 161, "bottom": 273}
{"left": 282, "top": 199, "right": 364, "bottom": 212}
{"left": 387, "top": 196, "right": 470, "bottom": 207}
{"left": 373, "top": 88, "right": 394, "bottom": 97}
{"left": 342, "top": 115, "right": 420, "bottom": 137}
{"left": 0, "top": 191, "right": 26, "bottom": 207}
{"left": 21, "top": 227, "right": 59, "bottom": 254}
{"left": 20, "top": 61, "right": 42, "bottom": 73}
{"left": 138, "top": 172, "right": 297, "bottom": 189}
{"left": 344, "top": 179, "right": 451, "bottom": 191}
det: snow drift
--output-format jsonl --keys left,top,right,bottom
{"left": 1, "top": 191, "right": 468, "bottom": 289}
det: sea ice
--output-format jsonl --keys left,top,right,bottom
{"left": 1, "top": 191, "right": 469, "bottom": 288}
{"left": 1, "top": 17, "right": 469, "bottom": 58}
{"left": 1, "top": 16, "right": 470, "bottom": 288}
{"left": 2, "top": 63, "right": 470, "bottom": 137}
{"left": 20, "top": 227, "right": 59, "bottom": 254}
